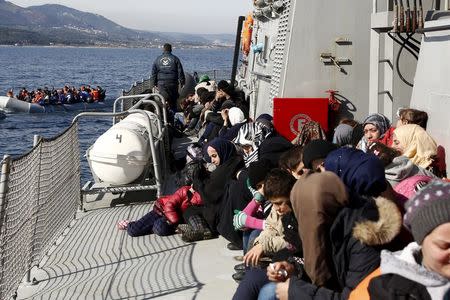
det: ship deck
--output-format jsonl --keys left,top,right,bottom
{"left": 16, "top": 136, "right": 240, "bottom": 300}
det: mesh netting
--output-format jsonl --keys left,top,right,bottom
{"left": 0, "top": 122, "right": 80, "bottom": 300}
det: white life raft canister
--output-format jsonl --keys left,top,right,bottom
{"left": 88, "top": 111, "right": 159, "bottom": 185}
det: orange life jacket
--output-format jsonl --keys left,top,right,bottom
{"left": 348, "top": 267, "right": 381, "bottom": 300}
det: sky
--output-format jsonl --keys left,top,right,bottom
{"left": 8, "top": 0, "right": 254, "bottom": 34}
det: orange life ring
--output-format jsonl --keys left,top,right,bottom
{"left": 241, "top": 13, "right": 253, "bottom": 56}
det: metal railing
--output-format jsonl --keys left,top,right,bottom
{"left": 75, "top": 94, "right": 170, "bottom": 202}
{"left": 121, "top": 69, "right": 233, "bottom": 97}
{"left": 0, "top": 123, "right": 80, "bottom": 300}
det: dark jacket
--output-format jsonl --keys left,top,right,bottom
{"left": 217, "top": 169, "right": 252, "bottom": 247}
{"left": 151, "top": 51, "right": 185, "bottom": 86}
{"left": 288, "top": 197, "right": 403, "bottom": 300}
{"left": 193, "top": 155, "right": 245, "bottom": 230}
{"left": 153, "top": 186, "right": 203, "bottom": 225}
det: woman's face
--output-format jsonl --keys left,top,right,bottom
{"left": 392, "top": 133, "right": 405, "bottom": 153}
{"left": 363, "top": 123, "right": 381, "bottom": 144}
{"left": 422, "top": 222, "right": 450, "bottom": 279}
{"left": 207, "top": 146, "right": 221, "bottom": 166}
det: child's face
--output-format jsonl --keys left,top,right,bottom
{"left": 291, "top": 162, "right": 305, "bottom": 179}
{"left": 422, "top": 222, "right": 450, "bottom": 279}
{"left": 270, "top": 197, "right": 292, "bottom": 216}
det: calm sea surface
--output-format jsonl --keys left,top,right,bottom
{"left": 0, "top": 46, "right": 234, "bottom": 182}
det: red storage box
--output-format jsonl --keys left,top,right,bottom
{"left": 273, "top": 98, "right": 329, "bottom": 141}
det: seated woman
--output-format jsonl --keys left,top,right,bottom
{"left": 367, "top": 141, "right": 436, "bottom": 188}
{"left": 368, "top": 181, "right": 450, "bottom": 299}
{"left": 181, "top": 138, "right": 244, "bottom": 242}
{"left": 357, "top": 113, "right": 391, "bottom": 152}
{"left": 392, "top": 124, "right": 438, "bottom": 171}
{"left": 271, "top": 172, "right": 403, "bottom": 300}
{"left": 117, "top": 184, "right": 203, "bottom": 237}
{"left": 218, "top": 107, "right": 247, "bottom": 141}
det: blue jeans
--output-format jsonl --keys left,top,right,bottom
{"left": 257, "top": 282, "right": 277, "bottom": 300}
{"left": 243, "top": 229, "right": 262, "bottom": 254}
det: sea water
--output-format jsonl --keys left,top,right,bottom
{"left": 0, "top": 46, "right": 233, "bottom": 182}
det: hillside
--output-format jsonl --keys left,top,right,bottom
{"left": 0, "top": 0, "right": 235, "bottom": 47}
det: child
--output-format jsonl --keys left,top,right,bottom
{"left": 369, "top": 180, "right": 450, "bottom": 299}
{"left": 117, "top": 185, "right": 203, "bottom": 237}
{"left": 243, "top": 168, "right": 297, "bottom": 267}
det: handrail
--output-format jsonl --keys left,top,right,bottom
{"left": 73, "top": 108, "right": 164, "bottom": 197}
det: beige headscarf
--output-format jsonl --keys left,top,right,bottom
{"left": 394, "top": 124, "right": 437, "bottom": 169}
{"left": 290, "top": 171, "right": 348, "bottom": 286}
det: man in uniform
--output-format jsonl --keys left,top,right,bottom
{"left": 150, "top": 43, "right": 185, "bottom": 112}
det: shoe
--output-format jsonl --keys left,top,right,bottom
{"left": 181, "top": 229, "right": 204, "bottom": 243}
{"left": 176, "top": 223, "right": 190, "bottom": 234}
{"left": 227, "top": 242, "right": 242, "bottom": 251}
{"left": 232, "top": 271, "right": 246, "bottom": 282}
{"left": 234, "top": 263, "right": 246, "bottom": 272}
{"left": 233, "top": 255, "right": 244, "bottom": 261}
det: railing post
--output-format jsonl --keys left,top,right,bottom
{"left": 0, "top": 155, "right": 11, "bottom": 297}
{"left": 24, "top": 136, "right": 41, "bottom": 284}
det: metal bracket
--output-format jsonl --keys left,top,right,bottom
{"left": 320, "top": 53, "right": 352, "bottom": 74}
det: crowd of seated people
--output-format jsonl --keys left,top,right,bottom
{"left": 7, "top": 85, "right": 105, "bottom": 105}
{"left": 117, "top": 75, "right": 450, "bottom": 299}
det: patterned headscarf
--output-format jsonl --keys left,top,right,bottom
{"left": 324, "top": 147, "right": 387, "bottom": 197}
{"left": 394, "top": 124, "right": 437, "bottom": 169}
{"left": 233, "top": 120, "right": 274, "bottom": 167}
{"left": 292, "top": 121, "right": 326, "bottom": 146}
{"left": 359, "top": 113, "right": 391, "bottom": 152}
{"left": 207, "top": 138, "right": 236, "bottom": 166}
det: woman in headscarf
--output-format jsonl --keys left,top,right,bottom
{"left": 234, "top": 118, "right": 274, "bottom": 167}
{"left": 392, "top": 124, "right": 438, "bottom": 170}
{"left": 357, "top": 113, "right": 391, "bottom": 152}
{"left": 218, "top": 106, "right": 247, "bottom": 141}
{"left": 332, "top": 123, "right": 354, "bottom": 147}
{"left": 324, "top": 147, "right": 387, "bottom": 198}
{"left": 270, "top": 172, "right": 402, "bottom": 300}
{"left": 182, "top": 138, "right": 245, "bottom": 242}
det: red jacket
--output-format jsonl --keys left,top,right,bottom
{"left": 153, "top": 186, "right": 203, "bottom": 224}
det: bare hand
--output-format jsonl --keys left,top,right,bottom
{"left": 275, "top": 279, "right": 290, "bottom": 300}
{"left": 243, "top": 244, "right": 263, "bottom": 267}
{"left": 221, "top": 109, "right": 229, "bottom": 122}
{"left": 267, "top": 261, "right": 294, "bottom": 282}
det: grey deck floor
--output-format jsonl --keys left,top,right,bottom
{"left": 16, "top": 204, "right": 240, "bottom": 299}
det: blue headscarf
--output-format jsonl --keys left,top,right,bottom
{"left": 324, "top": 147, "right": 387, "bottom": 197}
{"left": 206, "top": 138, "right": 236, "bottom": 165}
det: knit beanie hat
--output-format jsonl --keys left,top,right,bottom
{"left": 247, "top": 159, "right": 273, "bottom": 189}
{"left": 302, "top": 140, "right": 338, "bottom": 169}
{"left": 403, "top": 180, "right": 450, "bottom": 244}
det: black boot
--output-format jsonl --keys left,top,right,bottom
{"left": 181, "top": 215, "right": 213, "bottom": 242}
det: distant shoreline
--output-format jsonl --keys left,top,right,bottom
{"left": 0, "top": 44, "right": 234, "bottom": 49}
